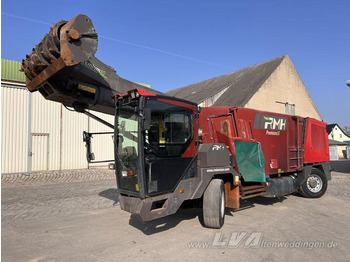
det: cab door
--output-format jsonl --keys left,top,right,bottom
{"left": 144, "top": 111, "right": 194, "bottom": 195}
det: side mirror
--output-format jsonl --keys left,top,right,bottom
{"left": 143, "top": 107, "right": 151, "bottom": 130}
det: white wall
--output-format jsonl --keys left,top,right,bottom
{"left": 1, "top": 84, "right": 114, "bottom": 173}
{"left": 88, "top": 111, "right": 115, "bottom": 167}
{"left": 1, "top": 85, "right": 29, "bottom": 173}
{"left": 245, "top": 56, "right": 322, "bottom": 120}
{"left": 31, "top": 91, "right": 61, "bottom": 170}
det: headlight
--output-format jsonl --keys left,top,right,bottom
{"left": 198, "top": 128, "right": 203, "bottom": 137}
{"left": 121, "top": 169, "right": 135, "bottom": 177}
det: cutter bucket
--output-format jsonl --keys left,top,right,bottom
{"left": 21, "top": 14, "right": 156, "bottom": 115}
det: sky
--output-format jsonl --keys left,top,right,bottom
{"left": 1, "top": 0, "right": 350, "bottom": 127}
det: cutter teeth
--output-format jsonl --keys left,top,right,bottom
{"left": 21, "top": 19, "right": 67, "bottom": 79}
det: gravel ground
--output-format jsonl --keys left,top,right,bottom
{"left": 2, "top": 165, "right": 350, "bottom": 262}
{"left": 2, "top": 170, "right": 118, "bottom": 222}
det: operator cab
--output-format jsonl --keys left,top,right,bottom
{"left": 115, "top": 89, "right": 198, "bottom": 199}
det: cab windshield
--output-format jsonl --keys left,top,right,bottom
{"left": 116, "top": 100, "right": 139, "bottom": 193}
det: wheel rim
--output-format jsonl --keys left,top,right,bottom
{"left": 307, "top": 174, "right": 323, "bottom": 193}
{"left": 220, "top": 190, "right": 225, "bottom": 218}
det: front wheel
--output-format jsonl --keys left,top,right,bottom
{"left": 299, "top": 168, "right": 328, "bottom": 198}
{"left": 203, "top": 179, "right": 225, "bottom": 229}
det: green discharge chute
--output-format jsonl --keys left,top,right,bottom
{"left": 234, "top": 141, "right": 266, "bottom": 182}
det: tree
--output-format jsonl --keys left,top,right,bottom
{"left": 343, "top": 126, "right": 350, "bottom": 136}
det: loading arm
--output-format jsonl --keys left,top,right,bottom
{"left": 21, "top": 14, "right": 161, "bottom": 116}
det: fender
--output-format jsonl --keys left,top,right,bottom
{"left": 298, "top": 162, "right": 331, "bottom": 186}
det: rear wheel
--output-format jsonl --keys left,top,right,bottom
{"left": 299, "top": 168, "right": 328, "bottom": 198}
{"left": 203, "top": 179, "right": 225, "bottom": 229}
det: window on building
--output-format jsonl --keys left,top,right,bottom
{"left": 285, "top": 104, "right": 295, "bottom": 115}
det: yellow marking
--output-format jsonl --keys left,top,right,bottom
{"left": 135, "top": 184, "right": 139, "bottom": 192}
{"left": 78, "top": 84, "right": 96, "bottom": 94}
{"left": 159, "top": 113, "right": 165, "bottom": 146}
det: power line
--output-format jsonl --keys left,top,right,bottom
{"left": 2, "top": 12, "right": 228, "bottom": 69}
{"left": 2, "top": 12, "right": 51, "bottom": 26}
{"left": 99, "top": 35, "right": 226, "bottom": 68}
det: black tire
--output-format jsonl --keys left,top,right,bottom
{"left": 203, "top": 179, "right": 225, "bottom": 229}
{"left": 299, "top": 168, "right": 328, "bottom": 198}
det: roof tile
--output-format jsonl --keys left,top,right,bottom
{"left": 166, "top": 55, "right": 286, "bottom": 106}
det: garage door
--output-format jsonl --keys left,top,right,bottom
{"left": 329, "top": 145, "right": 338, "bottom": 161}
